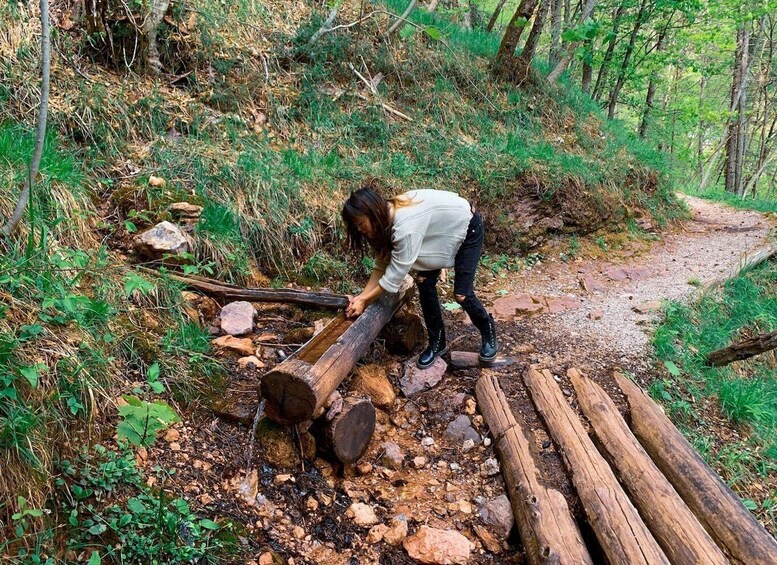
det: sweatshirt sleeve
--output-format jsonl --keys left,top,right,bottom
{"left": 378, "top": 231, "right": 424, "bottom": 293}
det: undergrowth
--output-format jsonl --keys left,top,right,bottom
{"left": 652, "top": 261, "right": 777, "bottom": 530}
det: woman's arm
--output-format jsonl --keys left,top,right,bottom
{"left": 346, "top": 267, "right": 385, "bottom": 318}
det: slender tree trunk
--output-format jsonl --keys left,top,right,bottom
{"left": 581, "top": 37, "right": 593, "bottom": 92}
{"left": 607, "top": 0, "right": 649, "bottom": 119}
{"left": 697, "top": 75, "right": 708, "bottom": 176}
{"left": 427, "top": 0, "right": 441, "bottom": 11}
{"left": 592, "top": 3, "right": 626, "bottom": 102}
{"left": 486, "top": 0, "right": 508, "bottom": 31}
{"left": 494, "top": 0, "right": 541, "bottom": 76}
{"left": 549, "top": 0, "right": 564, "bottom": 67}
{"left": 639, "top": 24, "right": 669, "bottom": 138}
{"left": 2, "top": 0, "right": 50, "bottom": 237}
{"left": 462, "top": 0, "right": 473, "bottom": 30}
{"left": 517, "top": 0, "right": 551, "bottom": 81}
{"left": 725, "top": 26, "right": 751, "bottom": 194}
{"left": 547, "top": 0, "right": 598, "bottom": 83}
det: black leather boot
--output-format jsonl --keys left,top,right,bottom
{"left": 418, "top": 326, "right": 446, "bottom": 369}
{"left": 478, "top": 314, "right": 498, "bottom": 363}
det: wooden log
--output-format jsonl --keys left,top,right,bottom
{"left": 380, "top": 310, "right": 425, "bottom": 354}
{"left": 705, "top": 329, "right": 777, "bottom": 366}
{"left": 524, "top": 369, "right": 669, "bottom": 565}
{"left": 702, "top": 241, "right": 777, "bottom": 292}
{"left": 614, "top": 372, "right": 777, "bottom": 565}
{"left": 475, "top": 374, "right": 592, "bottom": 565}
{"left": 450, "top": 351, "right": 516, "bottom": 370}
{"left": 261, "top": 278, "right": 413, "bottom": 423}
{"left": 144, "top": 269, "right": 350, "bottom": 309}
{"left": 324, "top": 396, "right": 376, "bottom": 464}
{"left": 568, "top": 369, "right": 729, "bottom": 565}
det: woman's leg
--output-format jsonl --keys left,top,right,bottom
{"left": 415, "top": 269, "right": 446, "bottom": 368}
{"left": 453, "top": 213, "right": 498, "bottom": 361}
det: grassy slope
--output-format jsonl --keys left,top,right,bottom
{"left": 0, "top": 0, "right": 678, "bottom": 557}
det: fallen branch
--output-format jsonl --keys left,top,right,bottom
{"left": 308, "top": 5, "right": 340, "bottom": 46}
{"left": 702, "top": 240, "right": 777, "bottom": 292}
{"left": 386, "top": 0, "right": 418, "bottom": 35}
{"left": 143, "top": 269, "right": 349, "bottom": 309}
{"left": 706, "top": 329, "right": 777, "bottom": 366}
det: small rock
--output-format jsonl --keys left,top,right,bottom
{"left": 380, "top": 442, "right": 404, "bottom": 470}
{"left": 274, "top": 474, "right": 293, "bottom": 484}
{"left": 238, "top": 355, "right": 265, "bottom": 370}
{"left": 347, "top": 502, "right": 379, "bottom": 526}
{"left": 168, "top": 202, "right": 202, "bottom": 218}
{"left": 357, "top": 462, "right": 373, "bottom": 475}
{"left": 148, "top": 175, "right": 167, "bottom": 188}
{"left": 463, "top": 397, "right": 477, "bottom": 415}
{"left": 462, "top": 439, "right": 475, "bottom": 452}
{"left": 163, "top": 428, "right": 180, "bottom": 442}
{"left": 169, "top": 442, "right": 181, "bottom": 452}
{"left": 474, "top": 524, "right": 502, "bottom": 554}
{"left": 478, "top": 495, "right": 514, "bottom": 539}
{"left": 220, "top": 301, "right": 256, "bottom": 336}
{"left": 403, "top": 526, "right": 474, "bottom": 564}
{"left": 480, "top": 458, "right": 500, "bottom": 477}
{"left": 449, "top": 463, "right": 461, "bottom": 472}
{"left": 258, "top": 552, "right": 274, "bottom": 565}
{"left": 306, "top": 497, "right": 319, "bottom": 512}
{"left": 483, "top": 437, "right": 492, "bottom": 447}
{"left": 367, "top": 524, "right": 389, "bottom": 544}
{"left": 211, "top": 335, "right": 255, "bottom": 356}
{"left": 384, "top": 514, "right": 409, "bottom": 545}
{"left": 458, "top": 500, "right": 473, "bottom": 514}
{"left": 400, "top": 356, "right": 447, "bottom": 397}
{"left": 412, "top": 456, "right": 428, "bottom": 469}
{"left": 134, "top": 221, "right": 189, "bottom": 259}
{"left": 445, "top": 415, "right": 481, "bottom": 444}
{"left": 421, "top": 436, "right": 435, "bottom": 447}
{"left": 292, "top": 525, "right": 305, "bottom": 539}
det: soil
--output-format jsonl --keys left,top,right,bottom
{"left": 144, "top": 195, "right": 776, "bottom": 563}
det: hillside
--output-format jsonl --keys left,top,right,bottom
{"left": 1, "top": 0, "right": 687, "bottom": 562}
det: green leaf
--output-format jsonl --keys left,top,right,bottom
{"left": 124, "top": 220, "right": 137, "bottom": 233}
{"left": 199, "top": 518, "right": 219, "bottom": 530}
{"left": 423, "top": 26, "right": 443, "bottom": 40}
{"left": 123, "top": 272, "right": 155, "bottom": 297}
{"left": 127, "top": 497, "right": 146, "bottom": 514}
{"left": 442, "top": 302, "right": 461, "bottom": 311}
{"left": 19, "top": 364, "right": 45, "bottom": 388}
{"left": 147, "top": 362, "right": 160, "bottom": 381}
{"left": 87, "top": 551, "right": 101, "bottom": 565}
{"left": 742, "top": 499, "right": 757, "bottom": 511}
{"left": 88, "top": 523, "right": 107, "bottom": 536}
{"left": 663, "top": 361, "right": 681, "bottom": 377}
{"left": 399, "top": 24, "right": 416, "bottom": 40}
{"left": 149, "top": 380, "right": 165, "bottom": 394}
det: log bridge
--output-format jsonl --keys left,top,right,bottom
{"left": 477, "top": 368, "right": 777, "bottom": 565}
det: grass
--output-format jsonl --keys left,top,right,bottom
{"left": 683, "top": 185, "right": 777, "bottom": 215}
{"left": 652, "top": 260, "right": 777, "bottom": 529}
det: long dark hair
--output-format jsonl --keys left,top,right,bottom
{"left": 341, "top": 186, "right": 393, "bottom": 259}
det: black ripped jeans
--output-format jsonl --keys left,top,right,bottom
{"left": 416, "top": 212, "right": 491, "bottom": 340}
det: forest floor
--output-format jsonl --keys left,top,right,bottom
{"left": 143, "top": 195, "right": 776, "bottom": 564}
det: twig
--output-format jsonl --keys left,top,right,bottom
{"left": 308, "top": 5, "right": 339, "bottom": 46}
{"left": 386, "top": 0, "right": 418, "bottom": 35}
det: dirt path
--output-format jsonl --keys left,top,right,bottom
{"left": 147, "top": 196, "right": 775, "bottom": 564}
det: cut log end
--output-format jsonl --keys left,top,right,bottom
{"left": 261, "top": 371, "right": 318, "bottom": 423}
{"left": 327, "top": 397, "right": 376, "bottom": 464}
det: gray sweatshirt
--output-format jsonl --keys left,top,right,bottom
{"left": 376, "top": 189, "right": 472, "bottom": 293}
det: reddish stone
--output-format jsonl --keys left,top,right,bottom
{"left": 588, "top": 310, "right": 604, "bottom": 320}
{"left": 578, "top": 274, "right": 606, "bottom": 293}
{"left": 492, "top": 295, "right": 544, "bottom": 319}
{"left": 544, "top": 296, "right": 582, "bottom": 314}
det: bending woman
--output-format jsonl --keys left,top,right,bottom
{"left": 341, "top": 186, "right": 498, "bottom": 369}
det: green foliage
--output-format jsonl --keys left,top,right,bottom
{"left": 116, "top": 395, "right": 179, "bottom": 447}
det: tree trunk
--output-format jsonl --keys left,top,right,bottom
{"left": 427, "top": 0, "right": 441, "bottom": 11}
{"left": 607, "top": 0, "right": 649, "bottom": 118}
{"left": 524, "top": 369, "right": 670, "bottom": 564}
{"left": 702, "top": 240, "right": 777, "bottom": 291}
{"left": 2, "top": 0, "right": 50, "bottom": 237}
{"left": 461, "top": 0, "right": 473, "bottom": 29}
{"left": 569, "top": 369, "right": 729, "bottom": 564}
{"left": 615, "top": 372, "right": 777, "bottom": 564}
{"left": 261, "top": 278, "right": 413, "bottom": 423}
{"left": 547, "top": 0, "right": 599, "bottom": 83}
{"left": 697, "top": 75, "right": 708, "bottom": 176}
{"left": 494, "top": 0, "right": 540, "bottom": 77}
{"left": 486, "top": 0, "right": 508, "bottom": 31}
{"left": 638, "top": 24, "right": 669, "bottom": 138}
{"left": 548, "top": 0, "right": 564, "bottom": 67}
{"left": 387, "top": 0, "right": 419, "bottom": 35}
{"left": 725, "top": 26, "right": 751, "bottom": 194}
{"left": 592, "top": 2, "right": 626, "bottom": 102}
{"left": 142, "top": 0, "right": 170, "bottom": 74}
{"left": 581, "top": 37, "right": 593, "bottom": 92}
{"left": 319, "top": 396, "right": 376, "bottom": 463}
{"left": 706, "top": 329, "right": 777, "bottom": 366}
{"left": 476, "top": 374, "right": 593, "bottom": 565}
{"left": 516, "top": 0, "right": 551, "bottom": 82}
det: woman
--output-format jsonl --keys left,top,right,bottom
{"left": 341, "top": 185, "right": 497, "bottom": 369}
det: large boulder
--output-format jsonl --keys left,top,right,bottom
{"left": 220, "top": 301, "right": 256, "bottom": 336}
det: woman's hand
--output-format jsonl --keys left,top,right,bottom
{"left": 345, "top": 295, "right": 368, "bottom": 318}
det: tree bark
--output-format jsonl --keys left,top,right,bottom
{"left": 701, "top": 240, "right": 777, "bottom": 292}
{"left": 638, "top": 23, "right": 669, "bottom": 138}
{"left": 725, "top": 26, "right": 751, "bottom": 194}
{"left": 494, "top": 0, "right": 540, "bottom": 76}
{"left": 460, "top": 0, "right": 473, "bottom": 30}
{"left": 387, "top": 0, "right": 418, "bottom": 35}
{"left": 607, "top": 0, "right": 649, "bottom": 118}
{"left": 548, "top": 0, "right": 564, "bottom": 67}
{"left": 427, "top": 0, "right": 441, "bottom": 12}
{"left": 592, "top": 2, "right": 626, "bottom": 102}
{"left": 2, "top": 0, "right": 50, "bottom": 237}
{"left": 476, "top": 374, "right": 593, "bottom": 565}
{"left": 706, "top": 329, "right": 777, "bottom": 366}
{"left": 697, "top": 75, "right": 708, "bottom": 176}
{"left": 262, "top": 278, "right": 412, "bottom": 423}
{"left": 547, "top": 0, "right": 598, "bottom": 83}
{"left": 320, "top": 396, "right": 376, "bottom": 463}
{"left": 524, "top": 369, "right": 669, "bottom": 564}
{"left": 486, "top": 0, "right": 508, "bottom": 31}
{"left": 615, "top": 372, "right": 777, "bottom": 565}
{"left": 581, "top": 37, "right": 593, "bottom": 92}
{"left": 569, "top": 369, "right": 729, "bottom": 564}
{"left": 516, "top": 0, "right": 551, "bottom": 82}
